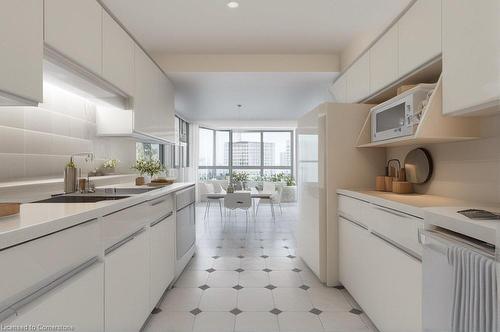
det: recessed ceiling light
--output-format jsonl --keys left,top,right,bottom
{"left": 227, "top": 1, "right": 239, "bottom": 9}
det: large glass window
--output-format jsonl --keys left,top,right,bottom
{"left": 198, "top": 128, "right": 294, "bottom": 181}
{"left": 198, "top": 128, "right": 214, "bottom": 167}
{"left": 136, "top": 143, "right": 162, "bottom": 162}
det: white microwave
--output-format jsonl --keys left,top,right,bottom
{"left": 371, "top": 84, "right": 435, "bottom": 142}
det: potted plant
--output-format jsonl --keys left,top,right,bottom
{"left": 132, "top": 159, "right": 165, "bottom": 185}
{"left": 231, "top": 171, "right": 249, "bottom": 190}
{"left": 282, "top": 174, "right": 297, "bottom": 202}
{"left": 102, "top": 159, "right": 119, "bottom": 174}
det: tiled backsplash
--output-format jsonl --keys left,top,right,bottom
{"left": 0, "top": 83, "right": 136, "bottom": 183}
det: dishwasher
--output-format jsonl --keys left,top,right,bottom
{"left": 175, "top": 186, "right": 196, "bottom": 276}
{"left": 422, "top": 228, "right": 498, "bottom": 332}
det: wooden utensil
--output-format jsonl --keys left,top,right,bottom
{"left": 0, "top": 203, "right": 21, "bottom": 218}
{"left": 384, "top": 176, "right": 394, "bottom": 192}
{"left": 392, "top": 181, "right": 413, "bottom": 194}
{"left": 376, "top": 176, "right": 386, "bottom": 191}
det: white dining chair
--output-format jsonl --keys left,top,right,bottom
{"left": 256, "top": 182, "right": 282, "bottom": 220}
{"left": 224, "top": 192, "right": 252, "bottom": 231}
{"left": 202, "top": 182, "right": 223, "bottom": 222}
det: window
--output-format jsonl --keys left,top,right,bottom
{"left": 198, "top": 128, "right": 294, "bottom": 181}
{"left": 136, "top": 142, "right": 162, "bottom": 162}
{"left": 175, "top": 116, "right": 190, "bottom": 167}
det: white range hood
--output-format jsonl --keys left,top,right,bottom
{"left": 43, "top": 45, "right": 131, "bottom": 110}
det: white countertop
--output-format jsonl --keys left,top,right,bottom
{"left": 338, "top": 189, "right": 500, "bottom": 244}
{"left": 0, "top": 182, "right": 195, "bottom": 250}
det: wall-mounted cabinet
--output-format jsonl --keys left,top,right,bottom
{"left": 0, "top": 0, "right": 43, "bottom": 105}
{"left": 331, "top": 0, "right": 442, "bottom": 106}
{"left": 133, "top": 45, "right": 175, "bottom": 142}
{"left": 102, "top": 10, "right": 135, "bottom": 96}
{"left": 346, "top": 52, "right": 370, "bottom": 103}
{"left": 44, "top": 0, "right": 102, "bottom": 76}
{"left": 442, "top": 0, "right": 500, "bottom": 116}
{"left": 398, "top": 0, "right": 442, "bottom": 77}
{"left": 370, "top": 24, "right": 398, "bottom": 94}
{"left": 330, "top": 74, "right": 347, "bottom": 103}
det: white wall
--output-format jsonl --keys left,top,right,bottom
{"left": 386, "top": 115, "right": 500, "bottom": 204}
{"left": 153, "top": 54, "right": 340, "bottom": 73}
{"left": 0, "top": 82, "right": 137, "bottom": 183}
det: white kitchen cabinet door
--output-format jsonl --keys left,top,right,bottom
{"left": 346, "top": 52, "right": 370, "bottom": 103}
{"left": 330, "top": 75, "right": 347, "bottom": 102}
{"left": 7, "top": 261, "right": 104, "bottom": 331}
{"left": 105, "top": 229, "right": 150, "bottom": 332}
{"left": 134, "top": 45, "right": 159, "bottom": 133}
{"left": 366, "top": 233, "right": 422, "bottom": 332}
{"left": 102, "top": 10, "right": 135, "bottom": 96}
{"left": 150, "top": 214, "right": 176, "bottom": 309}
{"left": 338, "top": 217, "right": 373, "bottom": 312}
{"left": 44, "top": 0, "right": 102, "bottom": 75}
{"left": 0, "top": 0, "right": 43, "bottom": 104}
{"left": 442, "top": 0, "right": 500, "bottom": 116}
{"left": 156, "top": 73, "right": 176, "bottom": 142}
{"left": 398, "top": 0, "right": 442, "bottom": 77}
{"left": 370, "top": 24, "right": 399, "bottom": 94}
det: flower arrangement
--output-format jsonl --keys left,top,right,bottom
{"left": 132, "top": 159, "right": 165, "bottom": 178}
{"left": 231, "top": 171, "right": 249, "bottom": 183}
{"left": 103, "top": 159, "right": 119, "bottom": 169}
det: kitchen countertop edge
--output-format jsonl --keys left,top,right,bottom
{"left": 0, "top": 182, "right": 195, "bottom": 251}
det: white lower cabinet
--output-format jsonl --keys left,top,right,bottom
{"left": 150, "top": 213, "right": 176, "bottom": 309}
{"left": 105, "top": 228, "right": 150, "bottom": 332}
{"left": 367, "top": 231, "right": 422, "bottom": 332}
{"left": 338, "top": 195, "right": 422, "bottom": 332}
{"left": 7, "top": 260, "right": 104, "bottom": 331}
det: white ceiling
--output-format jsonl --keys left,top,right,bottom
{"left": 102, "top": 0, "right": 411, "bottom": 54}
{"left": 170, "top": 72, "right": 337, "bottom": 120}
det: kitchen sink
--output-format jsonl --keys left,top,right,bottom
{"left": 33, "top": 195, "right": 130, "bottom": 203}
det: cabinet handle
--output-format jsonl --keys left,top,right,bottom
{"left": 102, "top": 201, "right": 144, "bottom": 217}
{"left": 150, "top": 212, "right": 173, "bottom": 227}
{"left": 177, "top": 202, "right": 194, "bottom": 212}
{"left": 150, "top": 197, "right": 169, "bottom": 207}
{"left": 371, "top": 231, "right": 421, "bottom": 262}
{"left": 339, "top": 215, "right": 368, "bottom": 230}
{"left": 105, "top": 228, "right": 146, "bottom": 256}
{"left": 0, "top": 256, "right": 99, "bottom": 322}
{"left": 372, "top": 205, "right": 420, "bottom": 220}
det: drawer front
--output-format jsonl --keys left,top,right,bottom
{"left": 146, "top": 194, "right": 174, "bottom": 223}
{"left": 101, "top": 203, "right": 150, "bottom": 249}
{"left": 176, "top": 186, "right": 195, "bottom": 210}
{"left": 368, "top": 204, "right": 423, "bottom": 257}
{"left": 0, "top": 219, "right": 99, "bottom": 310}
{"left": 338, "top": 195, "right": 374, "bottom": 229}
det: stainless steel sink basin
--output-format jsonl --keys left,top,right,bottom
{"left": 33, "top": 195, "right": 130, "bottom": 203}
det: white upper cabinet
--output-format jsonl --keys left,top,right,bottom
{"left": 44, "top": 0, "right": 102, "bottom": 75}
{"left": 398, "top": 0, "right": 442, "bottom": 77}
{"left": 331, "top": 75, "right": 347, "bottom": 103}
{"left": 0, "top": 0, "right": 43, "bottom": 104}
{"left": 102, "top": 10, "right": 135, "bottom": 96}
{"left": 370, "top": 24, "right": 398, "bottom": 94}
{"left": 346, "top": 52, "right": 370, "bottom": 103}
{"left": 442, "top": 0, "right": 500, "bottom": 116}
{"left": 134, "top": 45, "right": 159, "bottom": 133}
{"left": 134, "top": 45, "right": 175, "bottom": 141}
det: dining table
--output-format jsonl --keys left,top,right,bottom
{"left": 205, "top": 189, "right": 276, "bottom": 220}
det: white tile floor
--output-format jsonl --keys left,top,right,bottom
{"left": 144, "top": 202, "right": 375, "bottom": 332}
